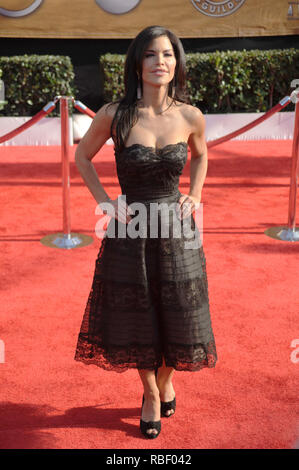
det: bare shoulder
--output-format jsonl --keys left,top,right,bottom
{"left": 75, "top": 102, "right": 120, "bottom": 160}
{"left": 181, "top": 104, "right": 207, "bottom": 156}
{"left": 89, "top": 102, "right": 119, "bottom": 139}
{"left": 91, "top": 101, "right": 119, "bottom": 126}
{"left": 102, "top": 101, "right": 119, "bottom": 119}
{"left": 177, "top": 102, "right": 205, "bottom": 132}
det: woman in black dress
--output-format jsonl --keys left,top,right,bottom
{"left": 74, "top": 25, "right": 217, "bottom": 439}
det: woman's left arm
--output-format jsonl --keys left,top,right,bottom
{"left": 188, "top": 107, "right": 208, "bottom": 203}
{"left": 178, "top": 107, "right": 208, "bottom": 220}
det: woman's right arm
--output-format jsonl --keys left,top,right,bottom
{"left": 75, "top": 102, "right": 132, "bottom": 224}
{"left": 74, "top": 102, "right": 115, "bottom": 205}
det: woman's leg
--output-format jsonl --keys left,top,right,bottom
{"left": 138, "top": 369, "right": 161, "bottom": 436}
{"left": 156, "top": 357, "right": 175, "bottom": 416}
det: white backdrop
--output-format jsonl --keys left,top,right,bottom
{"left": 0, "top": 112, "right": 295, "bottom": 146}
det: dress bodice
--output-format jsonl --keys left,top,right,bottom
{"left": 114, "top": 141, "right": 188, "bottom": 202}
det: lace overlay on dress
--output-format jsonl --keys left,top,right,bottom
{"left": 74, "top": 142, "right": 217, "bottom": 372}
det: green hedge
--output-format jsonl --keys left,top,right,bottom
{"left": 0, "top": 54, "right": 77, "bottom": 117}
{"left": 101, "top": 48, "right": 299, "bottom": 113}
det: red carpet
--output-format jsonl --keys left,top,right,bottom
{"left": 0, "top": 140, "right": 298, "bottom": 449}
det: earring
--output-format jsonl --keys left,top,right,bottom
{"left": 137, "top": 72, "right": 142, "bottom": 100}
{"left": 172, "top": 76, "right": 176, "bottom": 98}
{"left": 137, "top": 79, "right": 142, "bottom": 99}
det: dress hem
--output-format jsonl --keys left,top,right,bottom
{"left": 74, "top": 355, "right": 217, "bottom": 373}
{"left": 74, "top": 335, "right": 217, "bottom": 373}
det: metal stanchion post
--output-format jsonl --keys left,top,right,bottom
{"left": 61, "top": 96, "right": 71, "bottom": 237}
{"left": 265, "top": 90, "right": 299, "bottom": 242}
{"left": 40, "top": 96, "right": 94, "bottom": 249}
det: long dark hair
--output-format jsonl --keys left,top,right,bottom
{"left": 106, "top": 25, "right": 191, "bottom": 154}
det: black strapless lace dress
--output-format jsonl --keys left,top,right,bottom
{"left": 74, "top": 142, "right": 217, "bottom": 372}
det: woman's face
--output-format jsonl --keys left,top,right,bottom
{"left": 140, "top": 35, "right": 176, "bottom": 89}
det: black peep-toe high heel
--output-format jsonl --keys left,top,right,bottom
{"left": 140, "top": 394, "right": 161, "bottom": 439}
{"left": 155, "top": 367, "right": 176, "bottom": 418}
{"left": 160, "top": 395, "right": 176, "bottom": 418}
